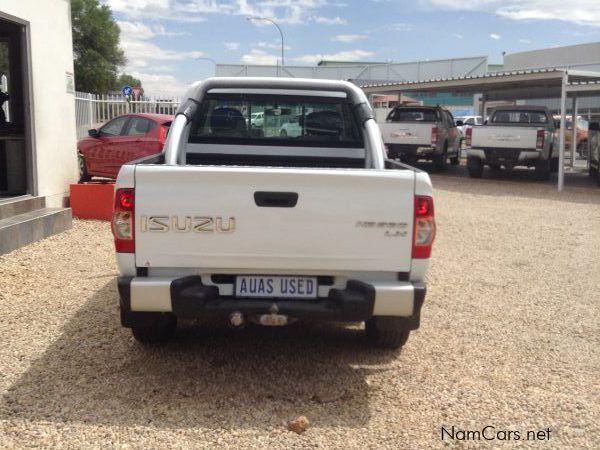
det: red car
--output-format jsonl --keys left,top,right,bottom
{"left": 78, "top": 113, "right": 173, "bottom": 181}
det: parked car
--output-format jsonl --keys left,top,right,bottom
{"left": 280, "top": 115, "right": 303, "bottom": 137}
{"left": 455, "top": 115, "right": 483, "bottom": 135}
{"left": 379, "top": 105, "right": 461, "bottom": 170}
{"left": 466, "top": 106, "right": 556, "bottom": 180}
{"left": 553, "top": 115, "right": 589, "bottom": 158}
{"left": 250, "top": 111, "right": 264, "bottom": 128}
{"left": 78, "top": 113, "right": 172, "bottom": 181}
{"left": 113, "top": 77, "right": 435, "bottom": 349}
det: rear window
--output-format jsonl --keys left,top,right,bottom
{"left": 492, "top": 110, "right": 548, "bottom": 124}
{"left": 188, "top": 93, "right": 363, "bottom": 148}
{"left": 386, "top": 108, "right": 438, "bottom": 123}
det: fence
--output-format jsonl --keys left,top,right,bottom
{"left": 75, "top": 92, "right": 181, "bottom": 139}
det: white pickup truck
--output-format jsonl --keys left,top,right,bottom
{"left": 379, "top": 105, "right": 461, "bottom": 170}
{"left": 112, "top": 78, "right": 436, "bottom": 349}
{"left": 465, "top": 106, "right": 557, "bottom": 179}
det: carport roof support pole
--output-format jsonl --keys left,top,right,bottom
{"left": 558, "top": 71, "right": 568, "bottom": 192}
{"left": 571, "top": 95, "right": 578, "bottom": 168}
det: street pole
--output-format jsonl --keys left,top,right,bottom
{"left": 246, "top": 16, "right": 285, "bottom": 68}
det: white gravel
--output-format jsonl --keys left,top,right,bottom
{"left": 0, "top": 173, "right": 599, "bottom": 449}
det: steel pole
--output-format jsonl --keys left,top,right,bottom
{"left": 558, "top": 72, "right": 568, "bottom": 192}
{"left": 571, "top": 95, "right": 578, "bottom": 167}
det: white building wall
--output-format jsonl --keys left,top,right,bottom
{"left": 2, "top": 0, "right": 77, "bottom": 207}
{"left": 503, "top": 42, "right": 600, "bottom": 72}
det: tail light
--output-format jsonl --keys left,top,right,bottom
{"left": 465, "top": 127, "right": 473, "bottom": 147}
{"left": 412, "top": 196, "right": 436, "bottom": 259}
{"left": 536, "top": 129, "right": 545, "bottom": 150}
{"left": 431, "top": 126, "right": 438, "bottom": 146}
{"left": 112, "top": 188, "right": 135, "bottom": 253}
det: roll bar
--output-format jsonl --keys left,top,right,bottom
{"left": 163, "top": 77, "right": 384, "bottom": 169}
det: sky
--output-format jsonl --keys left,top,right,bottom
{"left": 102, "top": 0, "right": 600, "bottom": 95}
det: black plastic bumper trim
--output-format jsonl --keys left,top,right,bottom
{"left": 117, "top": 276, "right": 427, "bottom": 329}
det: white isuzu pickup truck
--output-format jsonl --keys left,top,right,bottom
{"left": 112, "top": 78, "right": 436, "bottom": 349}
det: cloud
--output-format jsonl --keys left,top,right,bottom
{"left": 257, "top": 41, "right": 291, "bottom": 50}
{"left": 224, "top": 42, "right": 240, "bottom": 50}
{"left": 293, "top": 49, "right": 375, "bottom": 64}
{"left": 117, "top": 20, "right": 203, "bottom": 73}
{"left": 242, "top": 49, "right": 280, "bottom": 65}
{"left": 519, "top": 38, "right": 532, "bottom": 44}
{"left": 452, "top": 33, "right": 464, "bottom": 39}
{"left": 313, "top": 16, "right": 348, "bottom": 24}
{"left": 106, "top": 0, "right": 336, "bottom": 25}
{"left": 424, "top": 0, "right": 600, "bottom": 27}
{"left": 489, "top": 33, "right": 501, "bottom": 40}
{"left": 332, "top": 34, "right": 367, "bottom": 43}
{"left": 388, "top": 22, "right": 412, "bottom": 31}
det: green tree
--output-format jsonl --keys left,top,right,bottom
{"left": 71, "top": 0, "right": 125, "bottom": 93}
{"left": 113, "top": 74, "right": 142, "bottom": 91}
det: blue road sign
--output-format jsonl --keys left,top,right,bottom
{"left": 122, "top": 85, "right": 133, "bottom": 97}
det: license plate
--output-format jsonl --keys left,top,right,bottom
{"left": 235, "top": 276, "right": 318, "bottom": 299}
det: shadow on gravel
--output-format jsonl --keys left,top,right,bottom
{"left": 406, "top": 160, "right": 600, "bottom": 205}
{"left": 2, "top": 281, "right": 400, "bottom": 429}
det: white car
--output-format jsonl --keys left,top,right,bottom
{"left": 112, "top": 77, "right": 436, "bottom": 349}
{"left": 455, "top": 115, "right": 482, "bottom": 135}
{"left": 250, "top": 111, "right": 264, "bottom": 128}
{"left": 279, "top": 115, "right": 302, "bottom": 137}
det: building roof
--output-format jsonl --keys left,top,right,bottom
{"left": 360, "top": 68, "right": 600, "bottom": 101}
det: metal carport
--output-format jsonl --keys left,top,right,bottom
{"left": 360, "top": 69, "right": 600, "bottom": 191}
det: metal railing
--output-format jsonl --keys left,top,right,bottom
{"left": 75, "top": 92, "right": 181, "bottom": 139}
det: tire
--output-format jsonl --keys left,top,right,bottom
{"left": 550, "top": 158, "right": 559, "bottom": 173}
{"left": 535, "top": 158, "right": 550, "bottom": 181}
{"left": 433, "top": 145, "right": 448, "bottom": 171}
{"left": 78, "top": 153, "right": 91, "bottom": 183}
{"left": 131, "top": 314, "right": 177, "bottom": 343}
{"left": 449, "top": 148, "right": 460, "bottom": 166}
{"left": 467, "top": 156, "right": 484, "bottom": 178}
{"left": 577, "top": 141, "right": 588, "bottom": 158}
{"left": 365, "top": 319, "right": 410, "bottom": 349}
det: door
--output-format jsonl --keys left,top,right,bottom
{"left": 0, "top": 17, "right": 30, "bottom": 197}
{"left": 118, "top": 116, "right": 158, "bottom": 171}
{"left": 91, "top": 115, "right": 130, "bottom": 177}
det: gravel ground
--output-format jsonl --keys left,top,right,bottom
{"left": 0, "top": 172, "right": 599, "bottom": 449}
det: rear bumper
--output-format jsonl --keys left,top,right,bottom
{"left": 118, "top": 276, "right": 426, "bottom": 330}
{"left": 468, "top": 148, "right": 542, "bottom": 164}
{"left": 387, "top": 144, "right": 436, "bottom": 159}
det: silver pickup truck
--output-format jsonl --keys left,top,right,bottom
{"left": 466, "top": 106, "right": 557, "bottom": 179}
{"left": 379, "top": 106, "right": 461, "bottom": 170}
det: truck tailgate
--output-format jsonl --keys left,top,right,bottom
{"left": 379, "top": 123, "right": 433, "bottom": 146}
{"left": 471, "top": 126, "right": 538, "bottom": 149}
{"left": 134, "top": 165, "right": 415, "bottom": 272}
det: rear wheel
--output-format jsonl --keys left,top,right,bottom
{"left": 577, "top": 140, "right": 588, "bottom": 158}
{"left": 449, "top": 148, "right": 460, "bottom": 165}
{"left": 467, "top": 156, "right": 484, "bottom": 178}
{"left": 535, "top": 158, "right": 550, "bottom": 181}
{"left": 433, "top": 145, "right": 448, "bottom": 171}
{"left": 365, "top": 319, "right": 410, "bottom": 349}
{"left": 131, "top": 314, "right": 177, "bottom": 343}
{"left": 78, "top": 153, "right": 91, "bottom": 183}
